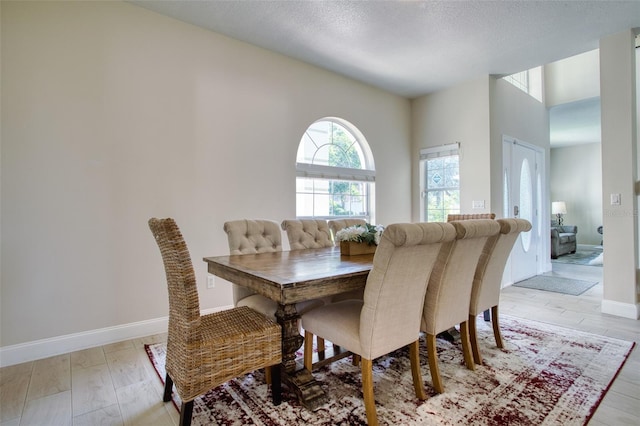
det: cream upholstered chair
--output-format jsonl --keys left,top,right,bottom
{"left": 148, "top": 218, "right": 282, "bottom": 426}
{"left": 420, "top": 219, "right": 500, "bottom": 394}
{"left": 469, "top": 218, "right": 531, "bottom": 365}
{"left": 328, "top": 218, "right": 367, "bottom": 244}
{"left": 326, "top": 219, "right": 369, "bottom": 302}
{"left": 224, "top": 219, "right": 322, "bottom": 317}
{"left": 281, "top": 219, "right": 334, "bottom": 249}
{"left": 302, "top": 222, "right": 456, "bottom": 426}
{"left": 223, "top": 219, "right": 283, "bottom": 316}
{"left": 447, "top": 213, "right": 496, "bottom": 221}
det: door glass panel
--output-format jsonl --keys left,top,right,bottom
{"left": 519, "top": 158, "right": 532, "bottom": 252}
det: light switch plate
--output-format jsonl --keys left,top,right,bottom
{"left": 610, "top": 193, "right": 621, "bottom": 206}
{"left": 472, "top": 200, "right": 485, "bottom": 209}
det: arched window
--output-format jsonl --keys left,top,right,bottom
{"left": 296, "top": 118, "right": 375, "bottom": 221}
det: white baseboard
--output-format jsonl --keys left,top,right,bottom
{"left": 0, "top": 305, "right": 233, "bottom": 368}
{"left": 601, "top": 299, "right": 640, "bottom": 320}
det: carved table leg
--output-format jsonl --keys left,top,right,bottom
{"left": 275, "top": 303, "right": 328, "bottom": 410}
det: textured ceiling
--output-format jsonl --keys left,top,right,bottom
{"left": 130, "top": 0, "right": 640, "bottom": 98}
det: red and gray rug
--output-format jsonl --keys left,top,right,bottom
{"left": 145, "top": 315, "right": 634, "bottom": 425}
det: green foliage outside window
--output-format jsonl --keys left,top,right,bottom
{"left": 424, "top": 155, "right": 460, "bottom": 221}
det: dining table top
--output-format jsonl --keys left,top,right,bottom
{"left": 203, "top": 246, "right": 374, "bottom": 305}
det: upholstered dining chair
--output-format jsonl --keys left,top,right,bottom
{"left": 302, "top": 222, "right": 457, "bottom": 426}
{"left": 420, "top": 219, "right": 500, "bottom": 394}
{"left": 281, "top": 219, "right": 334, "bottom": 250}
{"left": 223, "top": 219, "right": 283, "bottom": 317}
{"left": 148, "top": 218, "right": 282, "bottom": 426}
{"left": 469, "top": 218, "right": 532, "bottom": 365}
{"left": 327, "top": 218, "right": 367, "bottom": 244}
{"left": 224, "top": 219, "right": 323, "bottom": 348}
{"left": 447, "top": 213, "right": 496, "bottom": 221}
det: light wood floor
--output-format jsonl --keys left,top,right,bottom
{"left": 1, "top": 262, "right": 638, "bottom": 425}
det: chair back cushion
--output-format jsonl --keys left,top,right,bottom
{"left": 223, "top": 219, "right": 282, "bottom": 255}
{"left": 328, "top": 219, "right": 367, "bottom": 244}
{"left": 360, "top": 222, "right": 456, "bottom": 360}
{"left": 447, "top": 213, "right": 495, "bottom": 221}
{"left": 281, "top": 219, "right": 333, "bottom": 250}
{"left": 148, "top": 218, "right": 201, "bottom": 342}
{"left": 470, "top": 218, "right": 532, "bottom": 315}
{"left": 422, "top": 219, "right": 500, "bottom": 335}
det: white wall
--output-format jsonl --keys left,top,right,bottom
{"left": 545, "top": 49, "right": 600, "bottom": 107}
{"left": 550, "top": 144, "right": 603, "bottom": 245}
{"left": 411, "top": 77, "right": 492, "bottom": 221}
{"left": 1, "top": 1, "right": 412, "bottom": 350}
{"left": 599, "top": 29, "right": 639, "bottom": 319}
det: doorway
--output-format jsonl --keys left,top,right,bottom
{"left": 503, "top": 136, "right": 544, "bottom": 283}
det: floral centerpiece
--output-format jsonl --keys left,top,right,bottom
{"left": 335, "top": 223, "right": 384, "bottom": 255}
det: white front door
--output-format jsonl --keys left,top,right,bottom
{"left": 503, "top": 136, "right": 541, "bottom": 283}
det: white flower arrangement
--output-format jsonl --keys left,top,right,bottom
{"left": 335, "top": 223, "right": 385, "bottom": 246}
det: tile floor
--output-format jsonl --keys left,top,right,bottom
{"left": 1, "top": 262, "right": 638, "bottom": 425}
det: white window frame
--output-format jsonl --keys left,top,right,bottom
{"left": 295, "top": 117, "right": 375, "bottom": 222}
{"left": 419, "top": 143, "right": 460, "bottom": 222}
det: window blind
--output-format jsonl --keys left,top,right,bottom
{"left": 419, "top": 142, "right": 460, "bottom": 160}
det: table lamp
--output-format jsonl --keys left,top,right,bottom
{"left": 552, "top": 201, "right": 567, "bottom": 226}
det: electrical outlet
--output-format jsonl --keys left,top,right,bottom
{"left": 207, "top": 275, "right": 215, "bottom": 289}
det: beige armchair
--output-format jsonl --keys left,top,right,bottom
{"left": 327, "top": 218, "right": 367, "bottom": 244}
{"left": 302, "top": 222, "right": 457, "bottom": 426}
{"left": 421, "top": 219, "right": 500, "bottom": 393}
{"left": 281, "top": 219, "right": 334, "bottom": 249}
{"left": 469, "top": 218, "right": 531, "bottom": 365}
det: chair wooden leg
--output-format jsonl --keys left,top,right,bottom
{"left": 459, "top": 321, "right": 475, "bottom": 371}
{"left": 304, "top": 330, "right": 314, "bottom": 371}
{"left": 352, "top": 354, "right": 361, "bottom": 366}
{"left": 426, "top": 333, "right": 444, "bottom": 394}
{"left": 361, "top": 358, "right": 379, "bottom": 426}
{"left": 270, "top": 364, "right": 282, "bottom": 405}
{"left": 409, "top": 340, "right": 427, "bottom": 400}
{"left": 179, "top": 400, "right": 194, "bottom": 426}
{"left": 469, "top": 314, "right": 483, "bottom": 365}
{"left": 163, "top": 373, "right": 173, "bottom": 402}
{"left": 491, "top": 305, "right": 504, "bottom": 348}
{"left": 265, "top": 367, "right": 272, "bottom": 385}
{"left": 317, "top": 337, "right": 326, "bottom": 360}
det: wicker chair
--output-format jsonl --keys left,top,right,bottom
{"left": 302, "top": 222, "right": 456, "bottom": 426}
{"left": 469, "top": 218, "right": 531, "bottom": 364}
{"left": 420, "top": 219, "right": 500, "bottom": 393}
{"left": 148, "top": 218, "right": 282, "bottom": 426}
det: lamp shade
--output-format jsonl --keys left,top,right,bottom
{"left": 552, "top": 201, "right": 567, "bottom": 215}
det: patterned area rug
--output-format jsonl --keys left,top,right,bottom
{"left": 512, "top": 275, "right": 598, "bottom": 296}
{"left": 551, "top": 247, "right": 603, "bottom": 266}
{"left": 145, "top": 316, "right": 634, "bottom": 426}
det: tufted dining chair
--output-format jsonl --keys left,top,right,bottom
{"left": 327, "top": 218, "right": 367, "bottom": 245}
{"left": 224, "top": 219, "right": 323, "bottom": 314}
{"left": 223, "top": 219, "right": 283, "bottom": 315}
{"left": 302, "top": 222, "right": 457, "bottom": 426}
{"left": 420, "top": 219, "right": 500, "bottom": 394}
{"left": 281, "top": 219, "right": 334, "bottom": 250}
{"left": 469, "top": 218, "right": 531, "bottom": 365}
{"left": 447, "top": 213, "right": 496, "bottom": 221}
{"left": 149, "top": 218, "right": 282, "bottom": 426}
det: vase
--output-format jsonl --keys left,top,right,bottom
{"left": 340, "top": 241, "right": 377, "bottom": 256}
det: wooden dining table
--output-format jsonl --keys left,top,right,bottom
{"left": 203, "top": 246, "right": 374, "bottom": 410}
